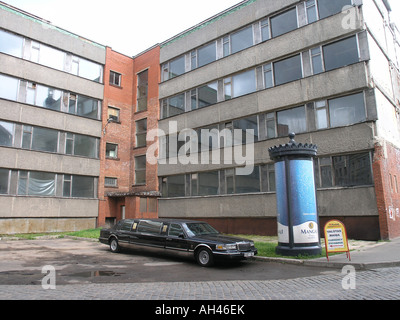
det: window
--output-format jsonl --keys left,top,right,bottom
{"left": 67, "top": 133, "right": 99, "bottom": 158}
{"left": 137, "top": 70, "right": 148, "bottom": 112}
{"left": 0, "top": 74, "right": 19, "bottom": 101}
{"left": 106, "top": 143, "right": 118, "bottom": 159}
{"left": 18, "top": 171, "right": 56, "bottom": 196}
{"left": 260, "top": 19, "right": 271, "bottom": 42}
{"left": 192, "top": 42, "right": 217, "bottom": 69}
{"left": 135, "top": 118, "right": 147, "bottom": 148}
{"left": 263, "top": 63, "right": 274, "bottom": 88}
{"left": 233, "top": 116, "right": 259, "bottom": 145}
{"left": 230, "top": 26, "right": 254, "bottom": 55}
{"left": 22, "top": 125, "right": 59, "bottom": 153}
{"left": 306, "top": 0, "right": 318, "bottom": 23}
{"left": 163, "top": 56, "right": 185, "bottom": 81}
{"left": 162, "top": 175, "right": 185, "bottom": 198}
{"left": 63, "top": 175, "right": 95, "bottom": 198}
{"left": 274, "top": 54, "right": 302, "bottom": 86}
{"left": 105, "top": 177, "right": 118, "bottom": 187}
{"left": 328, "top": 93, "right": 365, "bottom": 128}
{"left": 191, "top": 82, "right": 218, "bottom": 110}
{"left": 323, "top": 36, "right": 359, "bottom": 72}
{"left": 108, "top": 107, "right": 120, "bottom": 122}
{"left": 35, "top": 43, "right": 65, "bottom": 71}
{"left": 265, "top": 112, "right": 276, "bottom": 139}
{"left": 76, "top": 58, "right": 102, "bottom": 83}
{"left": 0, "top": 121, "right": 15, "bottom": 147}
{"left": 277, "top": 106, "right": 307, "bottom": 137}
{"left": 270, "top": 8, "right": 298, "bottom": 38}
{"left": 109, "top": 71, "right": 121, "bottom": 86}
{"left": 261, "top": 164, "right": 276, "bottom": 192}
{"left": 119, "top": 220, "right": 134, "bottom": 232}
{"left": 35, "top": 85, "right": 62, "bottom": 111}
{"left": 161, "top": 93, "right": 185, "bottom": 118}
{"left": 225, "top": 69, "right": 256, "bottom": 100}
{"left": 317, "top": 0, "right": 352, "bottom": 20}
{"left": 135, "top": 155, "right": 146, "bottom": 185}
{"left": 235, "top": 166, "right": 260, "bottom": 194}
{"left": 198, "top": 171, "right": 219, "bottom": 196}
{"left": 311, "top": 47, "right": 324, "bottom": 75}
{"left": 0, "top": 29, "right": 23, "bottom": 58}
{"left": 67, "top": 94, "right": 100, "bottom": 120}
{"left": 0, "top": 169, "right": 10, "bottom": 195}
{"left": 315, "top": 153, "right": 373, "bottom": 188}
{"left": 333, "top": 153, "right": 372, "bottom": 187}
{"left": 169, "top": 223, "right": 184, "bottom": 237}
{"left": 137, "top": 220, "right": 162, "bottom": 235}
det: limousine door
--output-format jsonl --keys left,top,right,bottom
{"left": 133, "top": 220, "right": 165, "bottom": 248}
{"left": 165, "top": 223, "right": 189, "bottom": 252}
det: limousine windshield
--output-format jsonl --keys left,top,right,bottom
{"left": 185, "top": 223, "right": 219, "bottom": 237}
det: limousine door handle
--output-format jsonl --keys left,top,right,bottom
{"left": 166, "top": 238, "right": 173, "bottom": 241}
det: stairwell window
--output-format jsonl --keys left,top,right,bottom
{"left": 109, "top": 71, "right": 121, "bottom": 87}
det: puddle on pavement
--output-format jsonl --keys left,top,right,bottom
{"left": 67, "top": 270, "right": 124, "bottom": 278}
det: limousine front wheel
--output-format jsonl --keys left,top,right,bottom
{"left": 109, "top": 237, "right": 121, "bottom": 253}
{"left": 196, "top": 248, "right": 214, "bottom": 267}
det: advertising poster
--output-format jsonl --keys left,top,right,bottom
{"left": 289, "top": 159, "right": 319, "bottom": 244}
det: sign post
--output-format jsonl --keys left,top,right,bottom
{"left": 324, "top": 220, "right": 350, "bottom": 261}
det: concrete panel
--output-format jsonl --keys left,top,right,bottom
{"left": 0, "top": 217, "right": 97, "bottom": 234}
{"left": 317, "top": 187, "right": 378, "bottom": 217}
{"left": 0, "top": 148, "right": 100, "bottom": 176}
{"left": 159, "top": 193, "right": 277, "bottom": 219}
{"left": 0, "top": 197, "right": 98, "bottom": 218}
{"left": 0, "top": 100, "right": 101, "bottom": 137}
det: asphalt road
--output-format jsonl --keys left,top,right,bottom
{"left": 0, "top": 238, "right": 331, "bottom": 286}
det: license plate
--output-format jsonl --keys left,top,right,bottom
{"left": 244, "top": 252, "right": 254, "bottom": 257}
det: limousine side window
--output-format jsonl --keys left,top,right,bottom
{"left": 169, "top": 224, "right": 184, "bottom": 237}
{"left": 137, "top": 220, "right": 163, "bottom": 235}
{"left": 119, "top": 220, "right": 134, "bottom": 232}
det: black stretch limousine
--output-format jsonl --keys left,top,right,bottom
{"left": 99, "top": 219, "right": 257, "bottom": 267}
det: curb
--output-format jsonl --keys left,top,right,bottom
{"left": 254, "top": 255, "right": 400, "bottom": 270}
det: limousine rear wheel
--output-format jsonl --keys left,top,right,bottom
{"left": 196, "top": 248, "right": 214, "bottom": 267}
{"left": 109, "top": 237, "right": 121, "bottom": 253}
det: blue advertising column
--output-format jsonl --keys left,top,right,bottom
{"left": 268, "top": 133, "right": 321, "bottom": 256}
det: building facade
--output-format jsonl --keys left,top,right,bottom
{"left": 0, "top": 2, "right": 105, "bottom": 233}
{"left": 98, "top": 46, "right": 160, "bottom": 227}
{"left": 157, "top": 0, "right": 400, "bottom": 240}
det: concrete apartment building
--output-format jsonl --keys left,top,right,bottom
{"left": 0, "top": 2, "right": 105, "bottom": 233}
{"left": 157, "top": 0, "right": 400, "bottom": 240}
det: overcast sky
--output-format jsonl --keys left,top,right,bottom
{"left": 1, "top": 0, "right": 243, "bottom": 56}
{"left": 2, "top": 0, "right": 400, "bottom": 56}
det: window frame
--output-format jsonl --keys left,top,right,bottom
{"left": 109, "top": 71, "right": 122, "bottom": 87}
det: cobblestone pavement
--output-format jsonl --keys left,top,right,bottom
{"left": 1, "top": 266, "right": 399, "bottom": 300}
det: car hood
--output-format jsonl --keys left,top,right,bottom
{"left": 191, "top": 234, "right": 252, "bottom": 244}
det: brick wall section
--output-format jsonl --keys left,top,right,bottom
{"left": 98, "top": 46, "right": 160, "bottom": 226}
{"left": 373, "top": 141, "right": 400, "bottom": 240}
{"left": 131, "top": 46, "right": 160, "bottom": 195}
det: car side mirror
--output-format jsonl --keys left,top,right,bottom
{"left": 179, "top": 233, "right": 185, "bottom": 239}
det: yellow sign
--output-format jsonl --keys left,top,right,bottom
{"left": 324, "top": 220, "right": 350, "bottom": 261}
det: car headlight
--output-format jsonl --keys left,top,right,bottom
{"left": 216, "top": 243, "right": 237, "bottom": 251}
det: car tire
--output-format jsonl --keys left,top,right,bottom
{"left": 109, "top": 237, "right": 120, "bottom": 253}
{"left": 196, "top": 247, "right": 214, "bottom": 267}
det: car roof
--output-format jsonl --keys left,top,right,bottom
{"left": 121, "top": 218, "right": 206, "bottom": 224}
